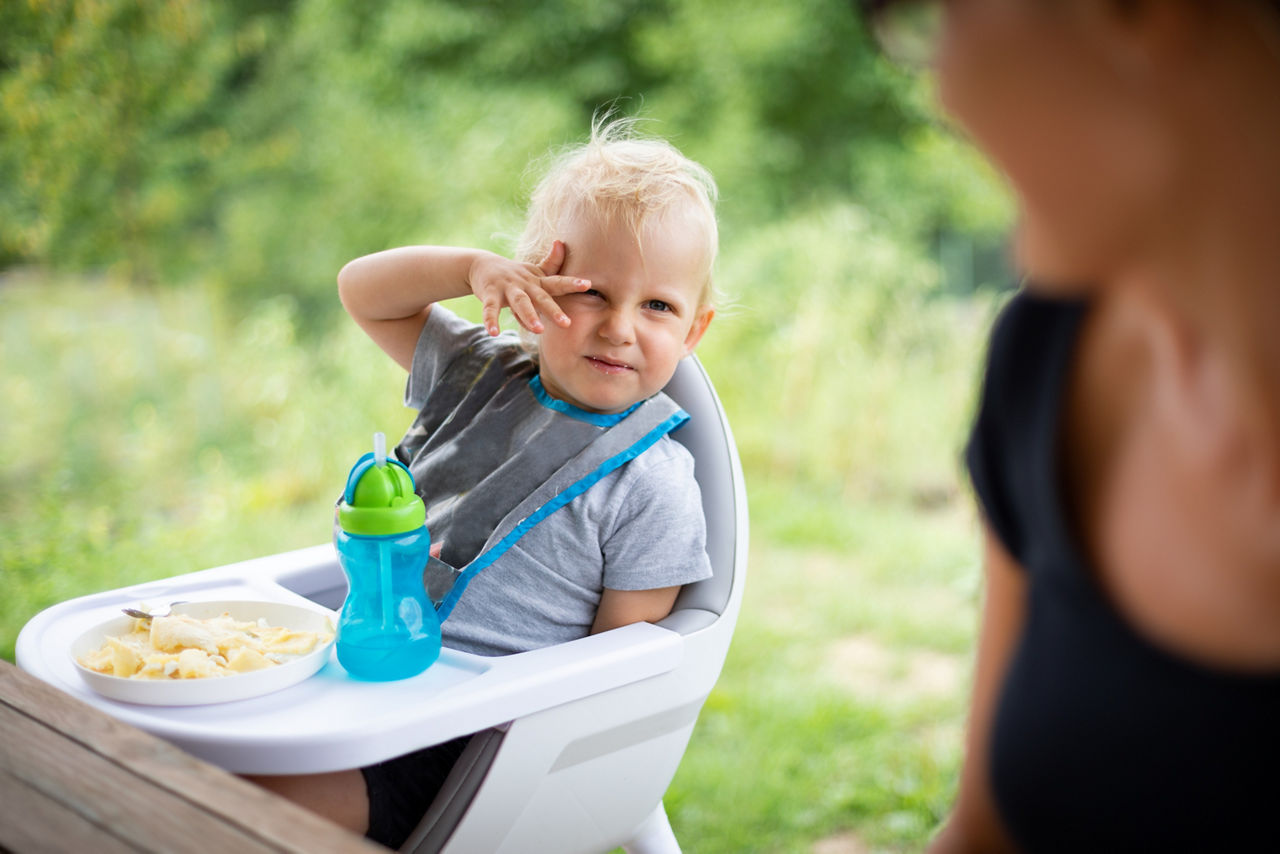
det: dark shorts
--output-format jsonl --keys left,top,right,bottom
{"left": 361, "top": 735, "right": 472, "bottom": 849}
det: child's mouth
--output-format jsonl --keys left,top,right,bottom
{"left": 586, "top": 356, "right": 633, "bottom": 374}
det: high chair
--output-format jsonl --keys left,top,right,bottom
{"left": 14, "top": 354, "right": 747, "bottom": 854}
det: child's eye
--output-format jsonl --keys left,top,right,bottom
{"left": 643, "top": 299, "right": 672, "bottom": 312}
{"left": 584, "top": 289, "right": 605, "bottom": 300}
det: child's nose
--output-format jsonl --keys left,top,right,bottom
{"left": 597, "top": 308, "right": 634, "bottom": 345}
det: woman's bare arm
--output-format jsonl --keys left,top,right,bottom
{"left": 928, "top": 521, "right": 1028, "bottom": 853}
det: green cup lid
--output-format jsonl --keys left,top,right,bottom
{"left": 338, "top": 437, "right": 426, "bottom": 536}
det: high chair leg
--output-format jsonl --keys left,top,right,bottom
{"left": 622, "top": 801, "right": 681, "bottom": 854}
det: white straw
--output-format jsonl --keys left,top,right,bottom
{"left": 373, "top": 431, "right": 387, "bottom": 467}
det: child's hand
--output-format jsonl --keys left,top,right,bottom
{"left": 469, "top": 241, "right": 590, "bottom": 336}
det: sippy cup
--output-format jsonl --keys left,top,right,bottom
{"left": 334, "top": 432, "right": 441, "bottom": 680}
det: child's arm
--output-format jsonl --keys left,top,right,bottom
{"left": 337, "top": 242, "right": 589, "bottom": 371}
{"left": 589, "top": 586, "right": 682, "bottom": 635}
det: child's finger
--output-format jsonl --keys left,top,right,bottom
{"left": 530, "top": 289, "right": 571, "bottom": 327}
{"left": 538, "top": 240, "right": 566, "bottom": 275}
{"left": 508, "top": 289, "right": 544, "bottom": 333}
{"left": 542, "top": 275, "right": 591, "bottom": 295}
{"left": 481, "top": 300, "right": 502, "bottom": 337}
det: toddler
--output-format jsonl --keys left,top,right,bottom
{"left": 253, "top": 118, "right": 719, "bottom": 848}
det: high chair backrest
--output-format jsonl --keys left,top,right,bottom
{"left": 660, "top": 355, "right": 740, "bottom": 632}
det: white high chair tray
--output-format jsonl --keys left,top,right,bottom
{"left": 15, "top": 546, "right": 684, "bottom": 775}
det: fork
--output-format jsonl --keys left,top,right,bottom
{"left": 121, "top": 601, "right": 187, "bottom": 621}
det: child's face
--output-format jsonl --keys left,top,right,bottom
{"left": 535, "top": 207, "right": 714, "bottom": 414}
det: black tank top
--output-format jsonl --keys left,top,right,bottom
{"left": 965, "top": 289, "right": 1280, "bottom": 852}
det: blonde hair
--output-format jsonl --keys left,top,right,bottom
{"left": 516, "top": 115, "right": 720, "bottom": 307}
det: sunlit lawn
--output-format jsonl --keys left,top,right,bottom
{"left": 666, "top": 495, "right": 979, "bottom": 854}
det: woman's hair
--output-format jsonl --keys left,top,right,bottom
{"left": 515, "top": 114, "right": 720, "bottom": 307}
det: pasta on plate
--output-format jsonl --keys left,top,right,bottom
{"left": 78, "top": 612, "right": 334, "bottom": 680}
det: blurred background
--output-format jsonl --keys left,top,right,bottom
{"left": 0, "top": 1, "right": 1017, "bottom": 850}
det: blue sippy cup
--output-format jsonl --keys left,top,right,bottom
{"left": 334, "top": 433, "right": 441, "bottom": 681}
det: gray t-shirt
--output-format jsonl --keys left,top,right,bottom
{"left": 398, "top": 306, "right": 712, "bottom": 657}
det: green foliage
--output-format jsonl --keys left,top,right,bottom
{"left": 699, "top": 203, "right": 999, "bottom": 527}
{"left": 0, "top": 0, "right": 241, "bottom": 277}
{"left": 1, "top": 0, "right": 1011, "bottom": 309}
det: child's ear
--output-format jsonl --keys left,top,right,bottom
{"left": 683, "top": 306, "right": 715, "bottom": 355}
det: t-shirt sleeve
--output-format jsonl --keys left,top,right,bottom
{"left": 599, "top": 442, "right": 713, "bottom": 591}
{"left": 404, "top": 304, "right": 494, "bottom": 409}
{"left": 964, "top": 288, "right": 1088, "bottom": 568}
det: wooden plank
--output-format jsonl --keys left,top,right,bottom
{"left": 1, "top": 701, "right": 279, "bottom": 853}
{"left": 0, "top": 766, "right": 139, "bottom": 854}
{"left": 0, "top": 662, "right": 383, "bottom": 853}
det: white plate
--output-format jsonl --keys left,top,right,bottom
{"left": 70, "top": 600, "right": 336, "bottom": 706}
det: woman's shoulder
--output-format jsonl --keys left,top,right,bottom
{"left": 974, "top": 286, "right": 1090, "bottom": 422}
{"left": 985, "top": 287, "right": 1089, "bottom": 373}
{"left": 966, "top": 286, "right": 1090, "bottom": 563}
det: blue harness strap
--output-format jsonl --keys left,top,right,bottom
{"left": 435, "top": 409, "right": 689, "bottom": 621}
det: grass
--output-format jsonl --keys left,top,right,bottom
{"left": 0, "top": 214, "right": 1000, "bottom": 850}
{"left": 666, "top": 501, "right": 980, "bottom": 854}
